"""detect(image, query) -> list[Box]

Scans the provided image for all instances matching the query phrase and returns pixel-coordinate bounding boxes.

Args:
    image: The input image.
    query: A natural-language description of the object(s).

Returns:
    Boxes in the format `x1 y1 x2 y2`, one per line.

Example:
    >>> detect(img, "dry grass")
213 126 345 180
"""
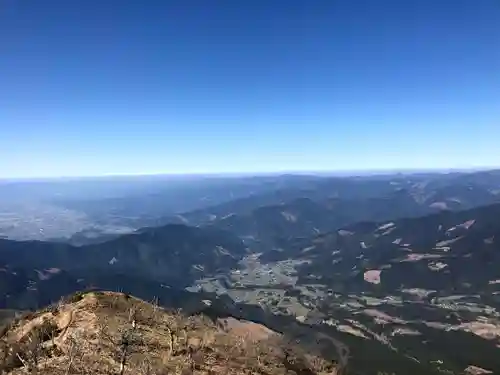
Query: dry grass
0 291 339 375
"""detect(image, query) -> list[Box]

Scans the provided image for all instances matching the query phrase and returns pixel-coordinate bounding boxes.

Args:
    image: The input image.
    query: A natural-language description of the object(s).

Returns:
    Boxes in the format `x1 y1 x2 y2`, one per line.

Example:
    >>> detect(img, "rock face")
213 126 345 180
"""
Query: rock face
0 291 338 375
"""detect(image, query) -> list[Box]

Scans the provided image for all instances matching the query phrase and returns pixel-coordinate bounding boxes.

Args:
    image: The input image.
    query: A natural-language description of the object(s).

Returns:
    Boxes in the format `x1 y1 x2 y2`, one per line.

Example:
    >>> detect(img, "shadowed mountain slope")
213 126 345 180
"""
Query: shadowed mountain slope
0 224 247 290
274 203 500 297
248 204 500 375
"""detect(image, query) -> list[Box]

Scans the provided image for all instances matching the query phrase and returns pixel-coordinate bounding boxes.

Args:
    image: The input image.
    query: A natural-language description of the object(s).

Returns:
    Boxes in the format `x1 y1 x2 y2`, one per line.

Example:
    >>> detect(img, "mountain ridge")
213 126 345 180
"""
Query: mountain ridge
0 290 339 375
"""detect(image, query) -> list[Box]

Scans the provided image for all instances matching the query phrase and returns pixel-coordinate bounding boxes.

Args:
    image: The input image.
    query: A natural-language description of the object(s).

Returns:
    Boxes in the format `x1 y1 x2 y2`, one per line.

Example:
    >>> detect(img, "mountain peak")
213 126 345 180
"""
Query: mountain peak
0 291 338 375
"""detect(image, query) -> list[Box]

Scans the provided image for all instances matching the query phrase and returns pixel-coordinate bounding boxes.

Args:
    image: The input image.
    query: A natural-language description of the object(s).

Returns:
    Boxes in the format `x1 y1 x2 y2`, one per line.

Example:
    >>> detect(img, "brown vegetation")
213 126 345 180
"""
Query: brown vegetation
0 291 338 375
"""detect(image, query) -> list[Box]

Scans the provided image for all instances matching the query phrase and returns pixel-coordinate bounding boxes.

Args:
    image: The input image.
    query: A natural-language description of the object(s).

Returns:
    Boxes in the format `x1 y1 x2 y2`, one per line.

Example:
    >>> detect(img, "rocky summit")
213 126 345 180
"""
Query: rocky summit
0 291 338 375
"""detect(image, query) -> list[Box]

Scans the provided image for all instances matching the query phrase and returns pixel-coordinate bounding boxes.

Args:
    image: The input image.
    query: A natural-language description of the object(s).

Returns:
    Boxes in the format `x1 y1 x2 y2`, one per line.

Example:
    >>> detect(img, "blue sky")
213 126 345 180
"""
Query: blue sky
1 0 499 178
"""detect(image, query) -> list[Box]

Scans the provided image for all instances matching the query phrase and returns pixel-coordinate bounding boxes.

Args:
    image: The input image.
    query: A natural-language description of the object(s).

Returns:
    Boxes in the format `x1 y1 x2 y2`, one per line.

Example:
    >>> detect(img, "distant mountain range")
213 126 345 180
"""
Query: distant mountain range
2 170 500 374
53 170 500 247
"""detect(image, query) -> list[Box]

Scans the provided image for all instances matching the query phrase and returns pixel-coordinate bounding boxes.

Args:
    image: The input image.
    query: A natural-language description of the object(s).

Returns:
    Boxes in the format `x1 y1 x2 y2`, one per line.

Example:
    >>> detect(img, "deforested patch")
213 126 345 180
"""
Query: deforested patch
363 270 381 285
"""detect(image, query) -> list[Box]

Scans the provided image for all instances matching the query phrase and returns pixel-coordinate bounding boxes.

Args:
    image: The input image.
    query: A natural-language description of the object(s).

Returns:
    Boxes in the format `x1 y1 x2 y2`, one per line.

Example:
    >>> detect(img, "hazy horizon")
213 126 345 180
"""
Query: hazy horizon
0 166 496 182
1 1 499 178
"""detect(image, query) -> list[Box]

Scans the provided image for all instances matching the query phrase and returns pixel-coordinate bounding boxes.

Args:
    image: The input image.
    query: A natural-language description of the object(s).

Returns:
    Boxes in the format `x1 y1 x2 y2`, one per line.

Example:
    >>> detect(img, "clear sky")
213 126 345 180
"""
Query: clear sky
1 0 499 178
